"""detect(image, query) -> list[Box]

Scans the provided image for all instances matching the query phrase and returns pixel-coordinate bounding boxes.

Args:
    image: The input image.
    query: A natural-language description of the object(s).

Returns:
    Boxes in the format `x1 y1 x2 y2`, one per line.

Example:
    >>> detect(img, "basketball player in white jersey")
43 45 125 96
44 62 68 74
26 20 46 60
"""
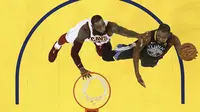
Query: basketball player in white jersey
48 15 139 79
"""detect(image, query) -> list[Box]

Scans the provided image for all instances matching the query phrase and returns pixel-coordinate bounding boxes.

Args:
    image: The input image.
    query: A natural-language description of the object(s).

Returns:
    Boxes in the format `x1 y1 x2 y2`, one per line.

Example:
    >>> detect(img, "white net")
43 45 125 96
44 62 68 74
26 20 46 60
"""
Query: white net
82 75 108 105
74 73 111 109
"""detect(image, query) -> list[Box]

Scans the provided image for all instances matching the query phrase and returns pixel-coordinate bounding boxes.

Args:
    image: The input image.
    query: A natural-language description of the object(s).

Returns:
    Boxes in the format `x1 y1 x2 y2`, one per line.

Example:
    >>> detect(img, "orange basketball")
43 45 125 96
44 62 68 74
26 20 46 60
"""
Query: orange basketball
180 43 198 61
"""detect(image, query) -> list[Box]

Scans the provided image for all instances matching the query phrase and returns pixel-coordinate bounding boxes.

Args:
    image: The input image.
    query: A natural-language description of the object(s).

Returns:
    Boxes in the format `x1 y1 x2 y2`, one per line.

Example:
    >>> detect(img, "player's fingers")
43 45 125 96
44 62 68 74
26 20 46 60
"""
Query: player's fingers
86 74 89 79
141 82 146 88
85 71 89 76
82 71 89 79
86 74 89 78
86 71 91 77
88 74 92 78
139 82 143 87
143 82 146 87
83 75 86 80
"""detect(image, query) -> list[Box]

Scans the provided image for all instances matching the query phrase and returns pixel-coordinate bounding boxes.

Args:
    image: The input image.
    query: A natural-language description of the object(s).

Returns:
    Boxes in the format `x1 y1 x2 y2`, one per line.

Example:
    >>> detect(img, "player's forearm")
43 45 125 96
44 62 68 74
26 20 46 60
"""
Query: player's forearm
71 41 84 69
173 35 182 56
133 47 141 78
109 22 138 38
71 52 84 69
133 55 140 77
117 26 139 37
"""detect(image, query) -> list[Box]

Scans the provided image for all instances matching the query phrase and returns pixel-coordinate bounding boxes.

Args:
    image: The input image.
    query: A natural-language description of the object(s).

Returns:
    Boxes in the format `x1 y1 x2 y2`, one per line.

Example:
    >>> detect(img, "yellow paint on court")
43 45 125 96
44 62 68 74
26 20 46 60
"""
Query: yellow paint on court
1 0 200 112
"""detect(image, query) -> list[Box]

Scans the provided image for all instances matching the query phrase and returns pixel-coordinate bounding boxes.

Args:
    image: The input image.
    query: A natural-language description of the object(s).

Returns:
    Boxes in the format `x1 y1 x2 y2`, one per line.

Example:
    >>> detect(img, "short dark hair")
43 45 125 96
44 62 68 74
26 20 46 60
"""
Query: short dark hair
91 15 103 25
158 23 171 32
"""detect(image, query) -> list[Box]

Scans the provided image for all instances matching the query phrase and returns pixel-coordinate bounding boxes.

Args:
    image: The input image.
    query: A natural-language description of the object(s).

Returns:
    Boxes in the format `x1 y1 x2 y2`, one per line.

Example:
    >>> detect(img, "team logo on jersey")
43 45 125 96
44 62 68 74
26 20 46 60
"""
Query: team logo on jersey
147 44 165 57
90 36 109 43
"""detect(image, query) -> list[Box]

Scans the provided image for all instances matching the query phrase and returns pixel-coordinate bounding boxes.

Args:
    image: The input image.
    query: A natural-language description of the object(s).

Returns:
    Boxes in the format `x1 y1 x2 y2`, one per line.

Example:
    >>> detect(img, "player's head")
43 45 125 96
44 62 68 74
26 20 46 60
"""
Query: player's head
156 24 171 43
91 15 106 34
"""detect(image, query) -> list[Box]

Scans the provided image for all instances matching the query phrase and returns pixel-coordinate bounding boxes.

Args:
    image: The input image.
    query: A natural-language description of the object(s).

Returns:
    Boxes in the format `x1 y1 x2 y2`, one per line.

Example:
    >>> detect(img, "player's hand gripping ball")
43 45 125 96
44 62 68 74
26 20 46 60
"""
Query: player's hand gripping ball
179 43 198 61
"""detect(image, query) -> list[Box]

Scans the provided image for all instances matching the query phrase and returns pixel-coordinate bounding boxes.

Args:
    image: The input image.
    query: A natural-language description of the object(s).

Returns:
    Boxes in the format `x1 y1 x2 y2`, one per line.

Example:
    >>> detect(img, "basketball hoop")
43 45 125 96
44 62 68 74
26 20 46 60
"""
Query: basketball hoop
73 72 111 112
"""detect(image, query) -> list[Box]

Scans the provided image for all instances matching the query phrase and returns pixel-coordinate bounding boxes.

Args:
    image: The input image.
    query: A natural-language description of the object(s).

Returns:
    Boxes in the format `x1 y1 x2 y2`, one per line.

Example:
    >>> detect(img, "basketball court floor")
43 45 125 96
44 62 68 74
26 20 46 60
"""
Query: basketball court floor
1 0 200 112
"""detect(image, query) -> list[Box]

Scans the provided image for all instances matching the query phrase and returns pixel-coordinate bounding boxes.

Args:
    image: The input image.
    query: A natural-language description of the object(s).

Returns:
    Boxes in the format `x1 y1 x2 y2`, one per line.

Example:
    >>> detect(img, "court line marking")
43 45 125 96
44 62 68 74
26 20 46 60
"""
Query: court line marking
15 0 185 105
15 0 79 105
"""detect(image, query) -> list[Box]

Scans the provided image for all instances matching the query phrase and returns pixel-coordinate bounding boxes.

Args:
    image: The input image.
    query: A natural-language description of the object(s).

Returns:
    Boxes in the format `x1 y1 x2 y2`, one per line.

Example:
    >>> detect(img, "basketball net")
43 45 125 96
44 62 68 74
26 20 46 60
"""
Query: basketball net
73 72 111 112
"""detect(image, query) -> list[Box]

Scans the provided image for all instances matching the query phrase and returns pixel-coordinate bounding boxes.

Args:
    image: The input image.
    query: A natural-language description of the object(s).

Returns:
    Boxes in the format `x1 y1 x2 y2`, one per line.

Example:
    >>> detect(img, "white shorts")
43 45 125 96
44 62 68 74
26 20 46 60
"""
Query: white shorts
65 19 89 43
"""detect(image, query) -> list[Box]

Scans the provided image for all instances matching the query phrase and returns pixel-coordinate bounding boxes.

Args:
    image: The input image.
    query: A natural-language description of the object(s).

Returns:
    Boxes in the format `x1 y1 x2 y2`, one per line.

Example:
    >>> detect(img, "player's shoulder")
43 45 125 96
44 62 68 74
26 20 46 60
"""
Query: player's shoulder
106 21 118 33
171 33 178 39
141 29 155 35
82 22 90 31
138 31 152 42
107 21 116 28
77 22 90 38
170 33 180 44
79 22 90 34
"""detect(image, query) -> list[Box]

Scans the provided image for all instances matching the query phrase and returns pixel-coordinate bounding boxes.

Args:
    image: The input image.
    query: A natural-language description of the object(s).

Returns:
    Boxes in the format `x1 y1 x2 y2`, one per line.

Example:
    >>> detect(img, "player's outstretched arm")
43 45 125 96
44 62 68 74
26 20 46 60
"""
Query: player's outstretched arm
108 22 139 38
71 25 91 79
171 34 181 56
172 34 198 61
133 32 151 88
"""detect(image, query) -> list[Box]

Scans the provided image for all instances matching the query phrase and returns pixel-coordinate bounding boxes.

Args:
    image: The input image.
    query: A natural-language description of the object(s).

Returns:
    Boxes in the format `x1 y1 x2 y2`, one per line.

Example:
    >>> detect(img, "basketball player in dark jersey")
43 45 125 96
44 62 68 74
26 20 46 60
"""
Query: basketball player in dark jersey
48 15 139 79
113 24 182 87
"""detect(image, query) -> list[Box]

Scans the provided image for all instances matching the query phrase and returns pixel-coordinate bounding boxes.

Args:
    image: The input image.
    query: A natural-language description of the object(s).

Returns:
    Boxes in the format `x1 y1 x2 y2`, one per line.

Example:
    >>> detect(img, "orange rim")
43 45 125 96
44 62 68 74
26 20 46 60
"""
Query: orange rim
85 108 99 112
73 72 111 110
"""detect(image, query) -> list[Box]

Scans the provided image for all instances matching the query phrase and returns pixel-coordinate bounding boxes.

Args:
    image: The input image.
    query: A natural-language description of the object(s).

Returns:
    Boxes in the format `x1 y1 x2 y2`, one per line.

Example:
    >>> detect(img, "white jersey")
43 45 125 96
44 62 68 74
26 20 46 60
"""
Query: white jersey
65 19 111 46
87 20 111 46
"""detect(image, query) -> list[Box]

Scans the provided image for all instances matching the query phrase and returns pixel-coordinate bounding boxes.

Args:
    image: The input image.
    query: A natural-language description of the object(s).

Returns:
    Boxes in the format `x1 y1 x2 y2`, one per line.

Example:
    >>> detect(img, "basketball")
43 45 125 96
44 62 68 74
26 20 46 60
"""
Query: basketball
179 43 198 61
